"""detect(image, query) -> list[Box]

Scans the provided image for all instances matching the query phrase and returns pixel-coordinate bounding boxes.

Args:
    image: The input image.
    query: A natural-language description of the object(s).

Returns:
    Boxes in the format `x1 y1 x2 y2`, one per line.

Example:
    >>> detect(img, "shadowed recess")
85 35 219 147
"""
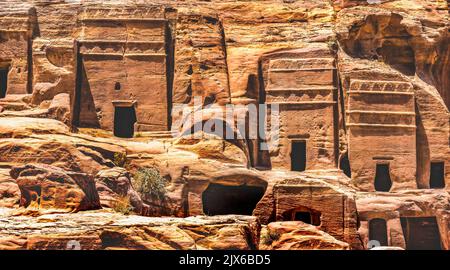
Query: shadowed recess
369 218 388 246
0 67 8 98
291 141 306 172
202 183 266 215
430 162 445 189
282 206 322 226
401 217 442 250
374 164 392 192
114 106 137 138
340 152 351 178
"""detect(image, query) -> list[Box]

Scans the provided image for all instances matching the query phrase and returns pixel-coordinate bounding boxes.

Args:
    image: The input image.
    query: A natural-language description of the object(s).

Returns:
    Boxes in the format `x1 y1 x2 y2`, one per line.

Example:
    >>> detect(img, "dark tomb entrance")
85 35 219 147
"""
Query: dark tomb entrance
401 217 442 250
283 207 321 226
369 218 388 246
430 162 445 189
374 164 392 192
202 184 266 215
114 106 137 138
0 66 9 98
291 141 306 172
295 212 312 224
340 153 351 178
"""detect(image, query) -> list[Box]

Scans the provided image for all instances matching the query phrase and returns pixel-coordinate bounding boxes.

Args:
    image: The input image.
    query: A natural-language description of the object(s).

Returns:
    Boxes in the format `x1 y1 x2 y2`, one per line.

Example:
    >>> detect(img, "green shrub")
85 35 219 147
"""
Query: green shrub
132 167 167 201
261 230 281 246
113 152 127 167
112 195 134 215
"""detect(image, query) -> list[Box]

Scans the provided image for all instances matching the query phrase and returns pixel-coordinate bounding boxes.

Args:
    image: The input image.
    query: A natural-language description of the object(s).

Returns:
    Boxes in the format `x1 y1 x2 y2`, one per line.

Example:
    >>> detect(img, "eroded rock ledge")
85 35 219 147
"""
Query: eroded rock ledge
0 208 258 250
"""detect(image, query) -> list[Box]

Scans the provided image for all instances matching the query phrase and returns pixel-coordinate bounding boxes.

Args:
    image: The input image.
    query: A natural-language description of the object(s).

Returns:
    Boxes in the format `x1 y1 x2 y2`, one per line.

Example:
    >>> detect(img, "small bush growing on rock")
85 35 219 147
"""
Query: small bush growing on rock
113 152 127 167
261 230 281 246
112 195 134 215
132 167 167 201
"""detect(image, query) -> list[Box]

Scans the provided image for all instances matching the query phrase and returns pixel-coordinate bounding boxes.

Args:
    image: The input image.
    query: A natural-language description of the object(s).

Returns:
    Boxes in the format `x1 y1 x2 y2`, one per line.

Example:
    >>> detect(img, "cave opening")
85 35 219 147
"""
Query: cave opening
401 217 442 250
430 162 445 189
291 141 306 172
0 67 9 98
114 106 137 138
340 153 352 178
374 164 392 192
295 212 311 224
377 40 416 76
202 183 266 216
369 218 388 246
428 39 450 110
283 207 321 226
341 14 416 76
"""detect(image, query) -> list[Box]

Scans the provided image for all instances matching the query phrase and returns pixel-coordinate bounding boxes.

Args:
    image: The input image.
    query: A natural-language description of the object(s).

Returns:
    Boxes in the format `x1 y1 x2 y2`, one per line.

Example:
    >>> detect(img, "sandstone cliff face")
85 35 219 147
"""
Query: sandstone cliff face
0 0 448 250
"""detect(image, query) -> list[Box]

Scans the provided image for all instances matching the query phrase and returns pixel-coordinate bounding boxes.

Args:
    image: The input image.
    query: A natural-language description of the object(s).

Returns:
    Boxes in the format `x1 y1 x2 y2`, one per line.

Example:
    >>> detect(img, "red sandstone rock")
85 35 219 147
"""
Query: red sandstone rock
0 0 448 251
10 164 101 212
0 209 259 250
260 221 350 250
0 169 20 208
95 167 148 215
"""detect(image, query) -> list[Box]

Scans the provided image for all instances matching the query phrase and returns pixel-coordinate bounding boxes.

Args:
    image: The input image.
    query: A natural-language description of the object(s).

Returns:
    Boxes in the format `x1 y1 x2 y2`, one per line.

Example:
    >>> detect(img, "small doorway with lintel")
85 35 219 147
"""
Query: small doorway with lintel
369 218 388 246
291 140 307 172
430 161 445 189
374 163 392 192
0 63 10 98
113 101 137 138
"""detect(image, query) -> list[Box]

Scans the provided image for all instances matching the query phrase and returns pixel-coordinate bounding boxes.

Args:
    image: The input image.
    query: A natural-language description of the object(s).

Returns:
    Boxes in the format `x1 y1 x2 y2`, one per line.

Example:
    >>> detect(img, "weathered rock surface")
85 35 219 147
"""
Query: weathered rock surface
95 167 148 215
0 208 259 250
0 168 20 208
174 131 248 165
0 116 69 136
0 93 71 125
260 221 349 250
10 164 100 212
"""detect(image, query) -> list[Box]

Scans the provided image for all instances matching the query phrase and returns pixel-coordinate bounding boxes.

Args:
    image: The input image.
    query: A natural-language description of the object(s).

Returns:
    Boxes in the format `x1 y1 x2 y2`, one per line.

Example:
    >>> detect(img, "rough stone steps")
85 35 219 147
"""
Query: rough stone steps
267 87 335 92
80 52 166 57
78 40 165 45
346 110 416 116
347 91 414 96
270 67 336 72
0 94 30 102
266 101 336 105
137 130 174 139
80 18 166 23
346 123 417 129
0 102 31 111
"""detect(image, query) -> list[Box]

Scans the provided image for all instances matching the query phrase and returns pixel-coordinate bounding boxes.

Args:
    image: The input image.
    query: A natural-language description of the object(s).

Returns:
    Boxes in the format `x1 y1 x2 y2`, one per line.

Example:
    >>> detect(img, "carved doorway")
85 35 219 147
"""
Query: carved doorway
291 141 306 172
114 106 137 138
430 162 445 189
0 66 9 98
401 217 442 250
369 218 388 246
374 164 392 192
